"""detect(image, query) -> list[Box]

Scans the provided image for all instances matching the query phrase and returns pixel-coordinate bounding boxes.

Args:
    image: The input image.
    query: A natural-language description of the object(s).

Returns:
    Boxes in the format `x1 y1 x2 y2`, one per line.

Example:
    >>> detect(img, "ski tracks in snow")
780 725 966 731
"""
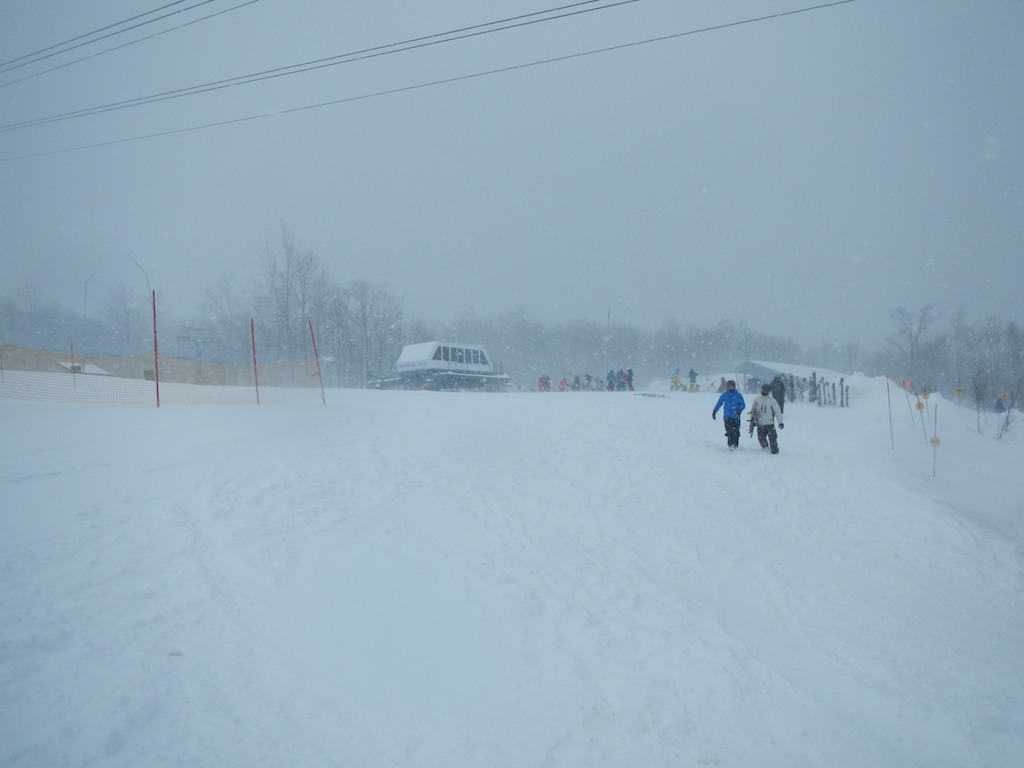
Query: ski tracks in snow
4 388 1022 767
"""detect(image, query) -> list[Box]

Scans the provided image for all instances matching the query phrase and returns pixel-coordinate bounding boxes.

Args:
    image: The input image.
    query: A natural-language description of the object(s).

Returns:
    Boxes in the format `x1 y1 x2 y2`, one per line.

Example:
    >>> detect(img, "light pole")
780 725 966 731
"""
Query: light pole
83 273 94 314
128 255 151 294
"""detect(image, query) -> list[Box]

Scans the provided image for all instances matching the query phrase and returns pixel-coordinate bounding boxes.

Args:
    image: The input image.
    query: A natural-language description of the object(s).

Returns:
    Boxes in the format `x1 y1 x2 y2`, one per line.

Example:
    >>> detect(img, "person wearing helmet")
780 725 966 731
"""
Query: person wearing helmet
750 382 785 454
711 379 746 450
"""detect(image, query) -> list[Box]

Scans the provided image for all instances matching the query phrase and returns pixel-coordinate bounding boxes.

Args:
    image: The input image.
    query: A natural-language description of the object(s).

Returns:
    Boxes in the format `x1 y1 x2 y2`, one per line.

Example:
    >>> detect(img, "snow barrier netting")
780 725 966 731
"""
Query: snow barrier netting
0 343 323 405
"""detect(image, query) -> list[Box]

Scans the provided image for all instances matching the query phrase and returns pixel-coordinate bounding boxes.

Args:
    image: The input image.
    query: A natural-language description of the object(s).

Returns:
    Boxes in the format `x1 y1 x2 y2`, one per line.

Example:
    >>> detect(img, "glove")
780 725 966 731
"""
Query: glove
711 411 716 420
778 423 784 429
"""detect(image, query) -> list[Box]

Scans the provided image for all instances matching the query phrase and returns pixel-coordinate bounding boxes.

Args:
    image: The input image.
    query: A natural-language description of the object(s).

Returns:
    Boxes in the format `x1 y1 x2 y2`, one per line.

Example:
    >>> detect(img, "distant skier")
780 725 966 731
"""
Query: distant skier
750 383 785 454
770 374 786 413
712 379 746 450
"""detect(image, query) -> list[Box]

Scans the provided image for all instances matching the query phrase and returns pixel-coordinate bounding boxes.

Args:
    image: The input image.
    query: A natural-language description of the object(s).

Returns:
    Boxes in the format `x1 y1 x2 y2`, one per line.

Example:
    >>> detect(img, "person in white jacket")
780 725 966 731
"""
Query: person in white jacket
750 383 785 454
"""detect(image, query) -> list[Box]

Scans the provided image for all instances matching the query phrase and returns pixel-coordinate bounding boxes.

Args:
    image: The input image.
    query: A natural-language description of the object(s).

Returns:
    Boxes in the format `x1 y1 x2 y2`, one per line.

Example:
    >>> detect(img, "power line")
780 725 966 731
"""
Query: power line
0 0 636 133
0 0 192 69
0 0 261 90
280 1 859 116
0 0 628 130
0 0 859 163
0 0 240 76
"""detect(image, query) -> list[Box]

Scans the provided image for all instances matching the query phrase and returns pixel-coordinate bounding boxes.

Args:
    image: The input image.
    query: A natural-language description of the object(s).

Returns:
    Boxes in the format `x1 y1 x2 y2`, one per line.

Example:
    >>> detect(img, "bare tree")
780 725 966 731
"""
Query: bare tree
886 304 937 385
948 309 973 393
345 280 403 386
192 273 252 364
257 227 331 361
968 365 991 435
101 283 147 355
318 285 350 386
402 317 436 347
976 317 1006 385
996 322 1024 440
995 379 1019 440
839 341 865 373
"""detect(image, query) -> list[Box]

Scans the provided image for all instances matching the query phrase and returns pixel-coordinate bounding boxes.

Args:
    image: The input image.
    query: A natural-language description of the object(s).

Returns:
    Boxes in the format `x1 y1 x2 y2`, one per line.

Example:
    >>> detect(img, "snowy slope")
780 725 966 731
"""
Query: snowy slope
2 373 1022 767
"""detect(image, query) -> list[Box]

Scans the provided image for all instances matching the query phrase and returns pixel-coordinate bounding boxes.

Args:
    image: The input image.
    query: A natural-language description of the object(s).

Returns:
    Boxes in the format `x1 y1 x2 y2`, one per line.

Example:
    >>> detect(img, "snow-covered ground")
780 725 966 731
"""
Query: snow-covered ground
2 369 1022 767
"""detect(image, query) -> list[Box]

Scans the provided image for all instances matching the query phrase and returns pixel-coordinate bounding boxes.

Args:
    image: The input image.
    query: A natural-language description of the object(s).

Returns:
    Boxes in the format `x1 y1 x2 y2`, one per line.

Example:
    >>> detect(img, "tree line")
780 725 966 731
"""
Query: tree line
878 304 1023 434
2 231 1021 408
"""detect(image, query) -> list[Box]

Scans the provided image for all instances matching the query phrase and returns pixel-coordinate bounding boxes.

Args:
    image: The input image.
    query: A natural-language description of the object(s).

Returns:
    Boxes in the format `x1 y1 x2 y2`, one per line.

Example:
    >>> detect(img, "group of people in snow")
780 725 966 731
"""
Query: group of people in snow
537 368 634 392
711 378 785 454
671 368 699 392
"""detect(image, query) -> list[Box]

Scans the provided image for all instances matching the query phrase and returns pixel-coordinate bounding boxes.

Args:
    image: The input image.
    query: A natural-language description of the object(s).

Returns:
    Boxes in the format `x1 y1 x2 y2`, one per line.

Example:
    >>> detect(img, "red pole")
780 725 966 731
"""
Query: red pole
152 290 160 407
308 320 325 405
250 318 260 405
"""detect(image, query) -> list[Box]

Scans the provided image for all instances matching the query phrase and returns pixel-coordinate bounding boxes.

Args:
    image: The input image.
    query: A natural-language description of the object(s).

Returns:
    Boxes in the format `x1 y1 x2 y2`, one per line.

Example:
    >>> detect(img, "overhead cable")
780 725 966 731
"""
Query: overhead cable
0 0 636 133
0 1 859 162
0 0 240 75
0 1 261 90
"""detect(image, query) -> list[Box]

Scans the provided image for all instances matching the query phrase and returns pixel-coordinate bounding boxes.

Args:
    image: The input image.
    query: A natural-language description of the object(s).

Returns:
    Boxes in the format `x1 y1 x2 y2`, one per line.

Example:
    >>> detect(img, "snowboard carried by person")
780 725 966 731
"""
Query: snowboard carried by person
749 383 785 454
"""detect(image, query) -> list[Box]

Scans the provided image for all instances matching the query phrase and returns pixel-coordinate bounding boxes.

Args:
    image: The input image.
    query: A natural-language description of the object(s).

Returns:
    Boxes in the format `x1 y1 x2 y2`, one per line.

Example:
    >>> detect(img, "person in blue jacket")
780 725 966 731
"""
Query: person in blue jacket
712 379 746 450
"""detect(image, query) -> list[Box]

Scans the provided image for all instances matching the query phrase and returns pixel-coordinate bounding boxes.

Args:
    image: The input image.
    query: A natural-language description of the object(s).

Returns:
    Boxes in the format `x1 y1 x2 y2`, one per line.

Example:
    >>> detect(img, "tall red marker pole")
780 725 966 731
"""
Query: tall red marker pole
152 290 160 408
309 320 325 405
250 318 260 405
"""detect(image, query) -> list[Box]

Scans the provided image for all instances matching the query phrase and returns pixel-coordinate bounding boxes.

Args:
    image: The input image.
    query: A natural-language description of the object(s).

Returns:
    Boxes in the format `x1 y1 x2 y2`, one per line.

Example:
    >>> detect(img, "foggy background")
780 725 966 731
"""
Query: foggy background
1 0 1021 351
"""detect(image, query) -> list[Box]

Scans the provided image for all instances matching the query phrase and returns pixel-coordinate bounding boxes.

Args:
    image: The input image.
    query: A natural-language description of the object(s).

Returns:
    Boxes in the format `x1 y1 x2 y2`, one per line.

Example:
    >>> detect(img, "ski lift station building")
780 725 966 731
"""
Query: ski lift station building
376 341 511 391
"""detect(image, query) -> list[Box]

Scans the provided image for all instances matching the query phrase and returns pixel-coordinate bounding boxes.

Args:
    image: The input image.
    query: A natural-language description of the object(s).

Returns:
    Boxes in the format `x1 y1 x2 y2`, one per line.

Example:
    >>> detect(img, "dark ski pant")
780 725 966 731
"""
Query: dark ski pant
756 425 779 454
723 418 741 448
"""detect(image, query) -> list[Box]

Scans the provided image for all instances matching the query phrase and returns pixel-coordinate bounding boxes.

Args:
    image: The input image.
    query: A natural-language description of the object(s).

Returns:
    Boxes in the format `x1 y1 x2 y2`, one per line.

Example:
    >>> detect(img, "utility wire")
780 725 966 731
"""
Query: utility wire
0 0 262 90
0 0 859 163
0 0 635 133
0 0 238 76
0 0 193 69
280 1 858 117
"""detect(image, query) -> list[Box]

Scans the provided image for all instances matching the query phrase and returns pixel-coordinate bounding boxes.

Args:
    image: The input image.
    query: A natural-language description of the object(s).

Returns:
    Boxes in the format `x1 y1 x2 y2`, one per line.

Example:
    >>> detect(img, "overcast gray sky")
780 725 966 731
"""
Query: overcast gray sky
1 0 1021 349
